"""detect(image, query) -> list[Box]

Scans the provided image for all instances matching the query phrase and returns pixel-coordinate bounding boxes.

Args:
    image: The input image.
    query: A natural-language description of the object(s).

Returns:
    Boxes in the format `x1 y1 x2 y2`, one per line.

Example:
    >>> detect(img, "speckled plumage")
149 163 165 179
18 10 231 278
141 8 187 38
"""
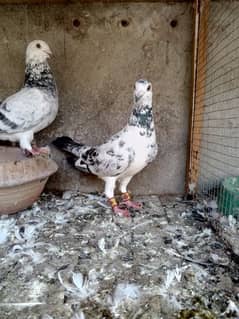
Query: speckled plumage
0 40 58 154
53 80 158 211
24 62 56 96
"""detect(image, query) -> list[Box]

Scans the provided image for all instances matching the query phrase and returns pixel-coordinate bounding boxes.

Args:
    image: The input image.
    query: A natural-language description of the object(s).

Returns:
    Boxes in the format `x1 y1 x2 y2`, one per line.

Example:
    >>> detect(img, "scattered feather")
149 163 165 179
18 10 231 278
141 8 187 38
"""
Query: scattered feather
0 218 15 244
23 249 45 264
97 200 109 209
98 237 106 254
58 270 98 300
72 272 97 299
71 311 85 319
28 280 48 301
14 224 39 242
7 244 45 264
0 192 236 318
58 270 76 294
222 300 239 316
194 228 211 240
228 215 237 232
110 283 141 310
41 315 54 319
54 212 70 225
159 265 185 296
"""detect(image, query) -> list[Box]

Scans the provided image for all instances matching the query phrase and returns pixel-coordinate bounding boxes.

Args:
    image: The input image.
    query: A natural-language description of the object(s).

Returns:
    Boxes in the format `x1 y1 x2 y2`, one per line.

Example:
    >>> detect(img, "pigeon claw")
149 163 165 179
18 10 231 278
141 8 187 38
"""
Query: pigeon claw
25 146 50 156
113 205 130 217
108 197 130 217
120 192 142 209
120 200 142 209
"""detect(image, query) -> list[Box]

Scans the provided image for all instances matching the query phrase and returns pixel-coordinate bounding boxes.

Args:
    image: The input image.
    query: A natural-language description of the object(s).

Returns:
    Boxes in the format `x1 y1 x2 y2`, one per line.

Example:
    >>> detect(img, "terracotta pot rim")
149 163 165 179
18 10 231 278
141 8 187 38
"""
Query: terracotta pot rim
0 174 52 189
0 146 58 188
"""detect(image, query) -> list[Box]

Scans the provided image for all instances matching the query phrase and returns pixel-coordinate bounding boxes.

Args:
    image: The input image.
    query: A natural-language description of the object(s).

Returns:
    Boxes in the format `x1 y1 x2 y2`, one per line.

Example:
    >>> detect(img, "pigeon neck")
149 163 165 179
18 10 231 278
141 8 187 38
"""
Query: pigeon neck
24 61 57 96
128 102 154 137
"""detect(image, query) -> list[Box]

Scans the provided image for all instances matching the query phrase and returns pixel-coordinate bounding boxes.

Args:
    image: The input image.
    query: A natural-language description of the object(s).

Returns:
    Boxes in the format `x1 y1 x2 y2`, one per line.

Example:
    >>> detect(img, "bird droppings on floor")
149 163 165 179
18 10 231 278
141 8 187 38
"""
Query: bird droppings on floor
0 193 238 319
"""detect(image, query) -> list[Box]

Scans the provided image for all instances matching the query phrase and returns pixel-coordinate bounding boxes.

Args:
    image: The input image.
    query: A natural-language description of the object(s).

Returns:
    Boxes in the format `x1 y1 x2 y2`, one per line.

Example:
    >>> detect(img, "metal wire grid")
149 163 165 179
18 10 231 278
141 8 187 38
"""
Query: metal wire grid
190 0 239 214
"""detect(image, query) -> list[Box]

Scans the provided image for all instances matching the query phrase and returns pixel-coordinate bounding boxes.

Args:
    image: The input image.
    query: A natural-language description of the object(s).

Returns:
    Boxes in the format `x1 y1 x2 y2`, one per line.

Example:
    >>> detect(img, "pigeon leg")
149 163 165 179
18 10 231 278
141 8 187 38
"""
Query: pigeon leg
119 177 142 209
19 132 49 156
20 132 34 155
104 177 130 217
24 146 50 156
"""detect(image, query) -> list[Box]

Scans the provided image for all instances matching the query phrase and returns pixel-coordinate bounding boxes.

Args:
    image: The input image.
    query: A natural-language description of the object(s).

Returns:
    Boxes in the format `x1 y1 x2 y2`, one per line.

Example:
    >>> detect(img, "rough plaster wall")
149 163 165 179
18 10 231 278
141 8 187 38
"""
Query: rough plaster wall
0 2 193 195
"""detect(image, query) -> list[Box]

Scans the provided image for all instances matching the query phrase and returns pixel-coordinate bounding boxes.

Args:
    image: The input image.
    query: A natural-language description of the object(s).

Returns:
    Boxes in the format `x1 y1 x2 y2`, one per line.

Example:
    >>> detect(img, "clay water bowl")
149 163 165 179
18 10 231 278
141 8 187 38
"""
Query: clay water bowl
0 146 58 214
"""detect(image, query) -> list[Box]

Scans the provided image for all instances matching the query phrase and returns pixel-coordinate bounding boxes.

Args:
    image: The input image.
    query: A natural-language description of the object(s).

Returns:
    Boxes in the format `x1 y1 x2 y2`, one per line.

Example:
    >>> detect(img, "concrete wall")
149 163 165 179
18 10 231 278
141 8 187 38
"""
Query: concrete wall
0 2 193 195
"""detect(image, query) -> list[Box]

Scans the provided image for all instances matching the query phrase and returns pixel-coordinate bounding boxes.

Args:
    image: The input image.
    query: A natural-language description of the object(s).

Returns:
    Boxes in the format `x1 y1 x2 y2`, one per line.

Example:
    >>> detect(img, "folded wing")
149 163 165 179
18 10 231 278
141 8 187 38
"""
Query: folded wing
0 88 53 134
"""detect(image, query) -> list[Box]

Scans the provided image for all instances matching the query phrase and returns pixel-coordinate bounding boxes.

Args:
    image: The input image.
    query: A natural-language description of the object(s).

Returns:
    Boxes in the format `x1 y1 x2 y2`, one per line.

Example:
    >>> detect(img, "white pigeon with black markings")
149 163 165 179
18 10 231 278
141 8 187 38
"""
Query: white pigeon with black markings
53 80 158 217
0 40 58 155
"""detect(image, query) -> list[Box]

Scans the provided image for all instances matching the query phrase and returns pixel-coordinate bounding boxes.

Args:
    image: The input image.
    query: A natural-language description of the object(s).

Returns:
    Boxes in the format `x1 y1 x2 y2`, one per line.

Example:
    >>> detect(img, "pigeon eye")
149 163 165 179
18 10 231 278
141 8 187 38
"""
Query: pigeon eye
147 84 151 91
36 43 41 49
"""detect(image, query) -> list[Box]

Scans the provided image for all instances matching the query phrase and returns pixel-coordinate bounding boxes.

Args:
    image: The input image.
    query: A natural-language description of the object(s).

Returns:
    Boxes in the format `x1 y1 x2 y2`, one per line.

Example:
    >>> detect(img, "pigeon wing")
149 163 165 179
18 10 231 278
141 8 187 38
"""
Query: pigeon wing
76 141 134 177
0 87 53 134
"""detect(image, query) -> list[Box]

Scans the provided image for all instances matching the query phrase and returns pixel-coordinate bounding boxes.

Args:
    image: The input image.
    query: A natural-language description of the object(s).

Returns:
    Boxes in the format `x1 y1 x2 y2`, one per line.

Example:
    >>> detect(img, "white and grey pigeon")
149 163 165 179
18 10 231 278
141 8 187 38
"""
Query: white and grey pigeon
53 80 158 216
0 40 58 155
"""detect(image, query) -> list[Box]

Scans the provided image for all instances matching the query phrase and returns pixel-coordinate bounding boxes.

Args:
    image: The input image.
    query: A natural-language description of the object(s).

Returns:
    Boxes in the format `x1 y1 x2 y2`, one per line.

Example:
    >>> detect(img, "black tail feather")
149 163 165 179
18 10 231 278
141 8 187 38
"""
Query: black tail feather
52 136 74 149
52 136 92 174
66 154 78 167
52 136 84 153
67 155 91 174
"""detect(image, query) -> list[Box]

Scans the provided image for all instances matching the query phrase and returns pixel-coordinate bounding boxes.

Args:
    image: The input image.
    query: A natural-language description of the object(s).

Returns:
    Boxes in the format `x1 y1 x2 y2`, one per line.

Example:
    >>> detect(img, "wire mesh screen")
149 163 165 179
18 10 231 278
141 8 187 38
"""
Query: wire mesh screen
189 0 239 216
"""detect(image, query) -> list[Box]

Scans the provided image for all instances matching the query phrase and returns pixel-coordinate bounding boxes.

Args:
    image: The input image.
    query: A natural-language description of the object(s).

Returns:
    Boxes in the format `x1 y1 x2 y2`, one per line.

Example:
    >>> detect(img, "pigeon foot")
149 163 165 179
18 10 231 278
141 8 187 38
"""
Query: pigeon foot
120 192 142 209
113 205 130 217
120 200 142 209
24 146 50 156
108 197 130 217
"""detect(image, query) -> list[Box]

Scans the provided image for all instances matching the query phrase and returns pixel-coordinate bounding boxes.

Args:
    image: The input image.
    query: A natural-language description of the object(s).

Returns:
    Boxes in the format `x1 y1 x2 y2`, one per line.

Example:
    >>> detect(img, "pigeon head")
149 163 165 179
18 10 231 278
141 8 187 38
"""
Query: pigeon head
26 40 52 64
134 79 152 104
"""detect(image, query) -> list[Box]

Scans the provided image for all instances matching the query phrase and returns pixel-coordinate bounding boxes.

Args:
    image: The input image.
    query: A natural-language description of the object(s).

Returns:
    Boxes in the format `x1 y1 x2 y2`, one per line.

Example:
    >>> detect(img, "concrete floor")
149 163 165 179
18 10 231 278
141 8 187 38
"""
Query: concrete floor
0 193 238 319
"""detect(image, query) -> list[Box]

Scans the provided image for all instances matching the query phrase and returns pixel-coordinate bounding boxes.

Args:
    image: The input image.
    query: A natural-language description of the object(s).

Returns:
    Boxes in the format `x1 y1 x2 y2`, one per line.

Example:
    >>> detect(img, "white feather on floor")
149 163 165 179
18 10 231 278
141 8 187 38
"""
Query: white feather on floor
0 192 238 319
108 282 141 315
58 270 98 300
0 218 15 244
223 300 239 316
71 311 85 319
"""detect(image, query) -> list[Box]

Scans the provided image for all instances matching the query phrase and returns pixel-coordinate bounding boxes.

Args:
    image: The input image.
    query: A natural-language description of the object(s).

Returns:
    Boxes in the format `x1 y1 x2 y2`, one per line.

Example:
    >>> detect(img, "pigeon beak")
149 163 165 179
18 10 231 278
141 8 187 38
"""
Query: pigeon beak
44 48 53 58
135 93 143 103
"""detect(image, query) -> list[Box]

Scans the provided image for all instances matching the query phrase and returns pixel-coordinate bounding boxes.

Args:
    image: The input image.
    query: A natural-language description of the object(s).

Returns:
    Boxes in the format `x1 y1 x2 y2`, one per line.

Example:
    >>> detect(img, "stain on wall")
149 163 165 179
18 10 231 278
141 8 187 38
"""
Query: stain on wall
0 2 193 195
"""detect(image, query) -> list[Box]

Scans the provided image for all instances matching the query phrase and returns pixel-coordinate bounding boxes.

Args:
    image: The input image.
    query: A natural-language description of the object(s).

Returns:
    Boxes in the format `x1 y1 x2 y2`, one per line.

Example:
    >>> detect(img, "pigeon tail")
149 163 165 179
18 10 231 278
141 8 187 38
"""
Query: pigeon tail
53 136 85 156
67 154 92 174
66 155 78 167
